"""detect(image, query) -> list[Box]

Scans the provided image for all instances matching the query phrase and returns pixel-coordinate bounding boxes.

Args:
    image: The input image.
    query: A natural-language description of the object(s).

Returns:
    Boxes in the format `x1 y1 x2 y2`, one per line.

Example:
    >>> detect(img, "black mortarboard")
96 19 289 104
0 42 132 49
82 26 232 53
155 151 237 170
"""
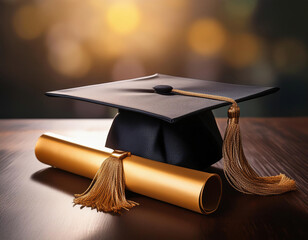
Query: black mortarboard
46 73 278 123
46 73 295 204
46 74 277 169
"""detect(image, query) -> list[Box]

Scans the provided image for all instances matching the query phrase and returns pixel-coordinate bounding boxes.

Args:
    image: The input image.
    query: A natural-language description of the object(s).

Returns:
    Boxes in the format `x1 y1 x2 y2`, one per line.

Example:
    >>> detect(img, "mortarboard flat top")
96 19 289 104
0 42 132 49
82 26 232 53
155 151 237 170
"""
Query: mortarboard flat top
46 73 278 123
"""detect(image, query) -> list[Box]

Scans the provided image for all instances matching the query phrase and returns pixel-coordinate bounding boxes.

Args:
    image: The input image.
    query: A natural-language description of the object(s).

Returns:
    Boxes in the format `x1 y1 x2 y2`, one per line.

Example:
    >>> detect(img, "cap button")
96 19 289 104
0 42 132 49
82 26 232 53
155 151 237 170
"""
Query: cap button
153 85 173 94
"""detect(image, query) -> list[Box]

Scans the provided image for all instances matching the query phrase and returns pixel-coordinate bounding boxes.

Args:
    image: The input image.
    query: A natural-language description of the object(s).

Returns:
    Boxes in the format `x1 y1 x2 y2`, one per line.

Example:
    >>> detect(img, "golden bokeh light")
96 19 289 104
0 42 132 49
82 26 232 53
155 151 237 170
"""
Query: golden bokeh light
224 33 261 68
86 32 127 59
188 19 226 56
12 5 45 40
273 38 307 73
11 0 190 77
48 39 91 78
106 2 141 35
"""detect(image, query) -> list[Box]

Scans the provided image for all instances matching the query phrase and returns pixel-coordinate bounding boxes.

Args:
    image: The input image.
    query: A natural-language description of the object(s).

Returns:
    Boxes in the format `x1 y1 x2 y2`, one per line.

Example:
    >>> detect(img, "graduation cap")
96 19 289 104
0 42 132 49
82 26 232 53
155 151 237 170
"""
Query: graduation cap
46 73 296 213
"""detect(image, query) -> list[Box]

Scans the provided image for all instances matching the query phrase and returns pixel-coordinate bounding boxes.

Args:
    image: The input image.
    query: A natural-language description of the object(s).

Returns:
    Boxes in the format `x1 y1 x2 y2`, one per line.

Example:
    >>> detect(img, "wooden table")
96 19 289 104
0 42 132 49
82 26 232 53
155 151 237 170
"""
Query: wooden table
0 118 307 240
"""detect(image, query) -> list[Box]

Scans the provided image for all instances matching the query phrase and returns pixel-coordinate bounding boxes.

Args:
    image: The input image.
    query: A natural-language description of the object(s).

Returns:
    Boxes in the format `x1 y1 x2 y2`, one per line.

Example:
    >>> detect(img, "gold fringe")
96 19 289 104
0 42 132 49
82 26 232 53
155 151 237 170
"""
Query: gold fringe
73 155 138 213
172 89 296 195
223 104 296 195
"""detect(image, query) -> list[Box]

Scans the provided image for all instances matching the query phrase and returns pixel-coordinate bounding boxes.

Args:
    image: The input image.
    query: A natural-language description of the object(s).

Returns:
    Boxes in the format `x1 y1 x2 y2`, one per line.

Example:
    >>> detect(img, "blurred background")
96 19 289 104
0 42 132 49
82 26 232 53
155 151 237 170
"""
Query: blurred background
0 0 307 118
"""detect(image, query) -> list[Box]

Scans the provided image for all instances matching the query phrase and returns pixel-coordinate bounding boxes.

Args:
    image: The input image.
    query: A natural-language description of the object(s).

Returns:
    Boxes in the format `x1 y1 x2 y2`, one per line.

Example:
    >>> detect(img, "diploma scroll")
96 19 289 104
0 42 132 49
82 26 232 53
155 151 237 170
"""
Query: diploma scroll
35 133 222 214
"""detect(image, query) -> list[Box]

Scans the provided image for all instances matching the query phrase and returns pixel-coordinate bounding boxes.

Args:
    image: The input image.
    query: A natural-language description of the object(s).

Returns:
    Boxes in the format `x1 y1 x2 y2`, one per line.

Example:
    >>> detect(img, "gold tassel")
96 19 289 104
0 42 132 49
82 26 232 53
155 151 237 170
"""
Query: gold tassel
223 104 296 195
171 88 296 195
73 150 138 213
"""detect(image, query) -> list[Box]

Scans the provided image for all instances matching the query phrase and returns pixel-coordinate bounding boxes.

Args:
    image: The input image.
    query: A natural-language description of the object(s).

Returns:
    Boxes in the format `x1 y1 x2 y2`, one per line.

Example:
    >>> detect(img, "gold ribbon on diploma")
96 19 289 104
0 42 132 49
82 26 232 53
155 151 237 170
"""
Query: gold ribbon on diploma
35 133 222 214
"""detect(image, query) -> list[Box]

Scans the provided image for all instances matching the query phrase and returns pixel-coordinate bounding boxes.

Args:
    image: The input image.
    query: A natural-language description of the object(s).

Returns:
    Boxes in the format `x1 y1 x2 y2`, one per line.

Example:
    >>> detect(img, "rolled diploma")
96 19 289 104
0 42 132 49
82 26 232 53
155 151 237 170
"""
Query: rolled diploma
35 133 222 214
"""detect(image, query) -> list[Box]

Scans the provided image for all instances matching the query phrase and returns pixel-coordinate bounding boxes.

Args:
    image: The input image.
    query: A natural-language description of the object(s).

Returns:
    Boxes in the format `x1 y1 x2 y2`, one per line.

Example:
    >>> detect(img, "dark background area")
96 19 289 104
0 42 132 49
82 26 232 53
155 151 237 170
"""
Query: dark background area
0 0 307 119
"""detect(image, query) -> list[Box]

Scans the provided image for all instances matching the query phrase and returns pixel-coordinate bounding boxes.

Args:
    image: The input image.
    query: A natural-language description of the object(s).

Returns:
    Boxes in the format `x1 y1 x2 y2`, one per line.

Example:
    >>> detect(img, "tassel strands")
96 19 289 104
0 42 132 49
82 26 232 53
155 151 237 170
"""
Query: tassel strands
171 88 296 195
223 104 296 195
73 151 138 213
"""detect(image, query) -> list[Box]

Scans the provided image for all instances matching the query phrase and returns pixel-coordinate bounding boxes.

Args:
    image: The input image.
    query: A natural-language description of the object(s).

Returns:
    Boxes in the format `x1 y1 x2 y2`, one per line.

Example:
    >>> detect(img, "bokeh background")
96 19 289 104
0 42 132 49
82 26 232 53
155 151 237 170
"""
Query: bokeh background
1 0 307 118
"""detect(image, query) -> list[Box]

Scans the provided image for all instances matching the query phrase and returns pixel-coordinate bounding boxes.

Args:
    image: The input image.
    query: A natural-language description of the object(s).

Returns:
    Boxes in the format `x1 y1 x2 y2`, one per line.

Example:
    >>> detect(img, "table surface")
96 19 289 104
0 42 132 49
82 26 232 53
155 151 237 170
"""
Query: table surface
0 118 307 240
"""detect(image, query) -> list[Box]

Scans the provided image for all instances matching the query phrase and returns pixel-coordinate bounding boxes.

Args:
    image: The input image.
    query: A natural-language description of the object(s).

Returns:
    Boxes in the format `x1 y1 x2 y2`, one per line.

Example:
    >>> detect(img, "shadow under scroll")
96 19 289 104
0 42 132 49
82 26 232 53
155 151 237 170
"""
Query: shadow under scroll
31 167 91 196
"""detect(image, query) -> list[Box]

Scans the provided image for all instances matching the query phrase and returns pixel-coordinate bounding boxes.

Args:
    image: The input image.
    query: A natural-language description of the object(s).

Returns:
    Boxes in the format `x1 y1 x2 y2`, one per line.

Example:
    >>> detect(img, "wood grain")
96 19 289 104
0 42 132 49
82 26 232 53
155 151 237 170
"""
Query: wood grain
0 118 307 240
